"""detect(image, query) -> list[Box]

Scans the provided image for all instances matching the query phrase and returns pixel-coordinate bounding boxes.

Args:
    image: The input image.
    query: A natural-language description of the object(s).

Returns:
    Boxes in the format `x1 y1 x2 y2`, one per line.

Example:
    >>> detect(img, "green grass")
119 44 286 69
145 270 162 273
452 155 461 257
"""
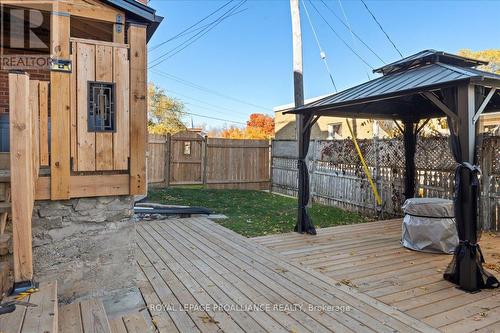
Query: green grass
147 187 368 237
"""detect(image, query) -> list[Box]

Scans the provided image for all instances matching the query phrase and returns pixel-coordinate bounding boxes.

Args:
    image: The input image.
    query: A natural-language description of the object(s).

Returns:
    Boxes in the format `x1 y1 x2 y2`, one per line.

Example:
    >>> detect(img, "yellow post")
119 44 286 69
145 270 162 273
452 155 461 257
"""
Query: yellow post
345 120 382 206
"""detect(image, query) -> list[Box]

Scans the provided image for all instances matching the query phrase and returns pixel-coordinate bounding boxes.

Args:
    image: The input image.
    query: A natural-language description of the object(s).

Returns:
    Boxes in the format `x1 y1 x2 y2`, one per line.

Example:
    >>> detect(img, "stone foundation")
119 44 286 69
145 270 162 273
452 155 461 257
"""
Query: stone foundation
32 196 137 303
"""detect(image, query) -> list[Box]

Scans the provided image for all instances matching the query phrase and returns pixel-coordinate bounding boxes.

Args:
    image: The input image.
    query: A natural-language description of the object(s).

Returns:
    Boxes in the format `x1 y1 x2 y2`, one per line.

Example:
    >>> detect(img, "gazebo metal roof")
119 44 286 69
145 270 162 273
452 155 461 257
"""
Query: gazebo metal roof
286 50 500 120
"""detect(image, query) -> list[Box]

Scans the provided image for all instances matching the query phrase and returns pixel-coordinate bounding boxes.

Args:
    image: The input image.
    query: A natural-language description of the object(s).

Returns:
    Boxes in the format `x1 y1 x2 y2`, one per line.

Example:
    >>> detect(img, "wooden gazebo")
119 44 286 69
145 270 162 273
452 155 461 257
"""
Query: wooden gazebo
287 50 500 292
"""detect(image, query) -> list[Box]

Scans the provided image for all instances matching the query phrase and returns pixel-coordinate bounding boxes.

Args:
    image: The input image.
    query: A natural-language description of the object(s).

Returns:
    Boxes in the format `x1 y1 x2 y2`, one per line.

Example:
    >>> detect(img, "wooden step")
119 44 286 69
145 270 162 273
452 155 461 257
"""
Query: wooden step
0 261 12 297
0 153 9 172
0 234 10 256
0 183 10 202
0 168 50 184
0 171 10 184
0 280 58 333
0 202 11 215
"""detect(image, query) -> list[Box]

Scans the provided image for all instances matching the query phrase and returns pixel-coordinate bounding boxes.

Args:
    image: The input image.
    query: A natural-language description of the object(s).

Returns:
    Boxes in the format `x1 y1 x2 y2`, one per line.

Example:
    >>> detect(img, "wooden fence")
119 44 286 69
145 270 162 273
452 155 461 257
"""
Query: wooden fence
147 133 271 190
271 136 500 231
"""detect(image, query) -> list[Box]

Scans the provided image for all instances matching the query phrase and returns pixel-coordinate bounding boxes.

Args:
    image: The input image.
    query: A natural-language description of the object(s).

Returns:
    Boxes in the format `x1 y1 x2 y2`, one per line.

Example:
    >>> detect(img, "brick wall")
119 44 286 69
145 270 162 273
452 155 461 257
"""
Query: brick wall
0 69 50 113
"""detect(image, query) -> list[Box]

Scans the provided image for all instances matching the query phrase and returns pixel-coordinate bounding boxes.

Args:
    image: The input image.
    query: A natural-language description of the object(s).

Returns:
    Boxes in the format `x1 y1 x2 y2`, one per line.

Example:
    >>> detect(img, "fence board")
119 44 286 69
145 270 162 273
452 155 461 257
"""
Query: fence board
38 81 49 167
147 134 167 184
76 42 96 171
205 138 270 190
95 45 114 171
113 46 130 170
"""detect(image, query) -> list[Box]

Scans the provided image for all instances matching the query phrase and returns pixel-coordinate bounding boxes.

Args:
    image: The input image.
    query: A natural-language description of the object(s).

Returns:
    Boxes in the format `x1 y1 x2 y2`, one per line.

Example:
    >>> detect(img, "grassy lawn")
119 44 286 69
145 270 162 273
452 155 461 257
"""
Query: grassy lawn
147 187 368 237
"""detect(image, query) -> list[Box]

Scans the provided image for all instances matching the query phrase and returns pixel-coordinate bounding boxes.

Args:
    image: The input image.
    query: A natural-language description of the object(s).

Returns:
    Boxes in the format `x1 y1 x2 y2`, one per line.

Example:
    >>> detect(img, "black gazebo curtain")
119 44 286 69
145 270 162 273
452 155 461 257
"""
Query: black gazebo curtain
295 113 316 235
442 89 499 291
403 121 417 200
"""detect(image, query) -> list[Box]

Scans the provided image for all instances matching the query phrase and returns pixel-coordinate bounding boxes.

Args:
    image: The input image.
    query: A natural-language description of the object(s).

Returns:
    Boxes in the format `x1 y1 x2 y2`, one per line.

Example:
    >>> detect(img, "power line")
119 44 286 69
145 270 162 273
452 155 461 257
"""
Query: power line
149 0 234 53
149 1 247 69
149 2 245 67
308 0 375 69
150 69 271 112
335 0 374 80
184 110 246 125
319 0 385 64
150 9 245 54
359 0 403 58
166 89 252 117
301 0 337 91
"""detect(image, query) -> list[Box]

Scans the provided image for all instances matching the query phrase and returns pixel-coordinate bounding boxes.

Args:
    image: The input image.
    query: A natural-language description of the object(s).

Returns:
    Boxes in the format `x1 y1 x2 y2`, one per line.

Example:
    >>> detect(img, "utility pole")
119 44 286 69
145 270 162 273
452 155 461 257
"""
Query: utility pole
290 0 304 116
290 0 306 186
290 0 308 231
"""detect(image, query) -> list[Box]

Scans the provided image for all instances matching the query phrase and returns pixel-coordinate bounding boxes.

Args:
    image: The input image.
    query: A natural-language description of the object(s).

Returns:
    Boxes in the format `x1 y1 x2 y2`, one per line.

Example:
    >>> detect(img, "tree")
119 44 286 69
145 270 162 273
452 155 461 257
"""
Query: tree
148 83 186 134
458 49 500 74
246 113 275 137
221 113 275 139
221 126 245 139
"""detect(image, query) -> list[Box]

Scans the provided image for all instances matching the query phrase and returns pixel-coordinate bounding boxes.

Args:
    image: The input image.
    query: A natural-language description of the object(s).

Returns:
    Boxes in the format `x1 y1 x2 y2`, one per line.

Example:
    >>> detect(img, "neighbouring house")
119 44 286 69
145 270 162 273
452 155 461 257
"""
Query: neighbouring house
274 95 391 140
0 0 162 304
481 112 500 134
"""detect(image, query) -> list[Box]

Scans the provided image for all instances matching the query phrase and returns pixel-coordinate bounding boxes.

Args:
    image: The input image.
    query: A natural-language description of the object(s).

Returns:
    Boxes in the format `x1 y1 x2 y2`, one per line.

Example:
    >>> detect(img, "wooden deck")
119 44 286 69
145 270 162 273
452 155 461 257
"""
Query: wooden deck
135 217 438 333
254 219 500 333
0 281 58 333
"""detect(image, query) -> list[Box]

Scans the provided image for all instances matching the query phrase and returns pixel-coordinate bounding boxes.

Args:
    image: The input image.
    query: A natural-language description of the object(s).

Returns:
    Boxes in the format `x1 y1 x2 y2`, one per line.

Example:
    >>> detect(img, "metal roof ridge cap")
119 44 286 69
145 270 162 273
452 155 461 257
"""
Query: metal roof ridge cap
435 62 480 78
372 49 435 73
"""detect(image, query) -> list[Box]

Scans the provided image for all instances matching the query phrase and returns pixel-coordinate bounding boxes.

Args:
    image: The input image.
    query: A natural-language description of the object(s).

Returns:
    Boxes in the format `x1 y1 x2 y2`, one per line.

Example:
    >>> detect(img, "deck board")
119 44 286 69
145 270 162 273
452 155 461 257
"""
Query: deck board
254 219 500 333
136 217 438 333
0 281 58 333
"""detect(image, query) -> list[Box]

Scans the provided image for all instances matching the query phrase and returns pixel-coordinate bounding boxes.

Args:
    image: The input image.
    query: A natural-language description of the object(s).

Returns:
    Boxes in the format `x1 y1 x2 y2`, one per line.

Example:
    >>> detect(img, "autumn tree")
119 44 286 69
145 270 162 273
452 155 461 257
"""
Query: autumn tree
221 126 245 139
458 49 500 74
148 83 186 134
221 113 275 139
246 113 275 137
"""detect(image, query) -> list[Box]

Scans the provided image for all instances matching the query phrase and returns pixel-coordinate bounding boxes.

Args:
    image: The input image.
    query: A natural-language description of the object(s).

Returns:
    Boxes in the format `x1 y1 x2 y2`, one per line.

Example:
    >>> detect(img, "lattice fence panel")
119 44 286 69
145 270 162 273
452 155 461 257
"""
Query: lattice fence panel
272 136 500 230
318 136 456 170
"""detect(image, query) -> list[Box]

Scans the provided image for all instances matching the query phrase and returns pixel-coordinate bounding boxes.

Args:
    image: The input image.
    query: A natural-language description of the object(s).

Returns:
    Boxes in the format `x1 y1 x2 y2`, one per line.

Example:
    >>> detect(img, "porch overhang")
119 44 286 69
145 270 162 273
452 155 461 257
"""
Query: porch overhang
102 0 164 41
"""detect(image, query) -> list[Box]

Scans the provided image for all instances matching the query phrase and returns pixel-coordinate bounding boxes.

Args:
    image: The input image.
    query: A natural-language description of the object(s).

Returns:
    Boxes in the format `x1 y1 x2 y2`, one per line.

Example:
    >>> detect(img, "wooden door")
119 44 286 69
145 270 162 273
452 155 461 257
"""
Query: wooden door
169 132 204 185
71 39 129 172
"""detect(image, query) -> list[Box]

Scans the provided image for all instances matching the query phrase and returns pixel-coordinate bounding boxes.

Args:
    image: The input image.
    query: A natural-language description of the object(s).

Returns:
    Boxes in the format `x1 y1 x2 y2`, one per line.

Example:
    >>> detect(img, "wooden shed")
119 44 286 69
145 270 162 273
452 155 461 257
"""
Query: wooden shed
0 0 162 299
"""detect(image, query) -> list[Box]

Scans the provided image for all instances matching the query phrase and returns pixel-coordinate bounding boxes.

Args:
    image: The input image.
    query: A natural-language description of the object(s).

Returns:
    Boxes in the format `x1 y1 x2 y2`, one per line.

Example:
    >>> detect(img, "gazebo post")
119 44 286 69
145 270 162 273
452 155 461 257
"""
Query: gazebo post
456 83 478 291
403 120 417 200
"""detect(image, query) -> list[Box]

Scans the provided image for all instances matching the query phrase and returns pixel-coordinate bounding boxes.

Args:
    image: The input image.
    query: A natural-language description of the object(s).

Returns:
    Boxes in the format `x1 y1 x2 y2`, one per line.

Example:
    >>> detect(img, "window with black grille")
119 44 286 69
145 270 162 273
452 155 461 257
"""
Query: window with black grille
88 81 115 132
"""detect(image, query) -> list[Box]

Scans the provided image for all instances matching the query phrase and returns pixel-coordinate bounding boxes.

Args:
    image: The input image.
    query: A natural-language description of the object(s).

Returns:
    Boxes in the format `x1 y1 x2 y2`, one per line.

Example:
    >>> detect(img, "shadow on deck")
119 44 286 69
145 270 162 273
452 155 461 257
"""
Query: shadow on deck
135 217 438 333
254 219 500 333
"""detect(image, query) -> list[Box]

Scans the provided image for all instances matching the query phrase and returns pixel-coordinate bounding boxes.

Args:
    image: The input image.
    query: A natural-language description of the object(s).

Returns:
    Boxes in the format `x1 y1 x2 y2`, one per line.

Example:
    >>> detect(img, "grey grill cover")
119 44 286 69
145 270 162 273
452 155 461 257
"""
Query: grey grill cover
401 198 458 254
